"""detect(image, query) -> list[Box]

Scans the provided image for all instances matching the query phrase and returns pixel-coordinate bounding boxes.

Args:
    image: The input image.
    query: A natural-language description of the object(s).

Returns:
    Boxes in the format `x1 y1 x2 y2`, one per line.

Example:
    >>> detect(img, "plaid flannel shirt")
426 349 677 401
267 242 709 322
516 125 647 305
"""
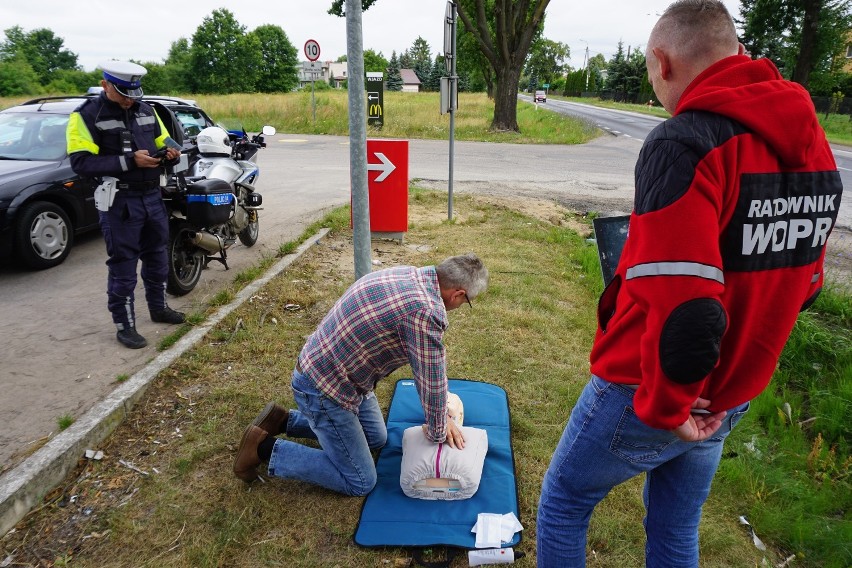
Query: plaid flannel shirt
298 266 450 442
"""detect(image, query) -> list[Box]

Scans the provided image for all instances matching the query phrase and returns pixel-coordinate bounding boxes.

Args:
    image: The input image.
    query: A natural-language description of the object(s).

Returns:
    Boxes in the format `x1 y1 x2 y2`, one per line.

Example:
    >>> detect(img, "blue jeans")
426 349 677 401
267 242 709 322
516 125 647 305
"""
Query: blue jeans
536 376 749 567
267 370 387 496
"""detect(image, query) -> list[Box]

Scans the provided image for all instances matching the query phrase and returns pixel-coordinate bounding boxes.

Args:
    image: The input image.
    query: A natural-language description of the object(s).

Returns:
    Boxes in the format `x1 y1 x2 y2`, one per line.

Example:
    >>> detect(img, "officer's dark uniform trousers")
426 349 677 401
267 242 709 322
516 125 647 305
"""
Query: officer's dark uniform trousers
100 187 169 329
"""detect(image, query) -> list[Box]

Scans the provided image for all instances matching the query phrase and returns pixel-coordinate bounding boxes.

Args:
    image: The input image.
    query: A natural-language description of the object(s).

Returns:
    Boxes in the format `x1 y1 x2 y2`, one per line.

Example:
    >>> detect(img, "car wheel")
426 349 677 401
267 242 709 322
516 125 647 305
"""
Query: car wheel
13 201 74 269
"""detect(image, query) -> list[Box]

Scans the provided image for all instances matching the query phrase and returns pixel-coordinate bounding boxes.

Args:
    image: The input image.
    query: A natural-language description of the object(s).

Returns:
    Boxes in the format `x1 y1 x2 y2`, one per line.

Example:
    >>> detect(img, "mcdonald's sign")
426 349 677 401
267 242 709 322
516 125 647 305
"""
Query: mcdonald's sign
366 72 385 128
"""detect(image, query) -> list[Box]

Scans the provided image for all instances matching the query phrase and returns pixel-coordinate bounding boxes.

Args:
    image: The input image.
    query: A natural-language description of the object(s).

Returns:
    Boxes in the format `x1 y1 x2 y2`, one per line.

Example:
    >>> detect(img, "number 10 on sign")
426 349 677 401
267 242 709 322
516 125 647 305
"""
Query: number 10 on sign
304 39 321 62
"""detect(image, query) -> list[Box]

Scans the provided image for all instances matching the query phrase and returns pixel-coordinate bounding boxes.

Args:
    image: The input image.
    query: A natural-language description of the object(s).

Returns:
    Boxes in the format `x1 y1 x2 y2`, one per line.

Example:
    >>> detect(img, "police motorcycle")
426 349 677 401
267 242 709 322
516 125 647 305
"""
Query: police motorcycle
161 123 276 295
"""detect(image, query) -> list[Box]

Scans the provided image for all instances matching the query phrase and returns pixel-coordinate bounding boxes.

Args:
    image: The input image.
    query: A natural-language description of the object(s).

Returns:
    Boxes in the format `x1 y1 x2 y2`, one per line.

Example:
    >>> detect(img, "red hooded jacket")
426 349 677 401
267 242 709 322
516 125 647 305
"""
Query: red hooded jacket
589 56 843 430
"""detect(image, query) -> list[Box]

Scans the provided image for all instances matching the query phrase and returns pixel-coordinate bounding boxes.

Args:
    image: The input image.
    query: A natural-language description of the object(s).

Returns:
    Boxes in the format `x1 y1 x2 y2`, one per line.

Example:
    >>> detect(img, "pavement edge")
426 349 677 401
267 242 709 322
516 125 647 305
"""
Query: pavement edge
0 227 330 536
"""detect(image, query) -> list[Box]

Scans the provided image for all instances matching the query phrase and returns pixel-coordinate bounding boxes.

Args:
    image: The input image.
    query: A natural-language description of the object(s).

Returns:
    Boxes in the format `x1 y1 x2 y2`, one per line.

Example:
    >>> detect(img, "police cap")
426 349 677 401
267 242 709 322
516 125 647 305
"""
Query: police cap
99 60 147 99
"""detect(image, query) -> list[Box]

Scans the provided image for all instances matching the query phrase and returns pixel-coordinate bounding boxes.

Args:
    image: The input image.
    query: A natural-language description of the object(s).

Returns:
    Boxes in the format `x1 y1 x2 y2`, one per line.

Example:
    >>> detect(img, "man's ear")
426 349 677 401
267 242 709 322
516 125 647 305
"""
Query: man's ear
652 47 672 80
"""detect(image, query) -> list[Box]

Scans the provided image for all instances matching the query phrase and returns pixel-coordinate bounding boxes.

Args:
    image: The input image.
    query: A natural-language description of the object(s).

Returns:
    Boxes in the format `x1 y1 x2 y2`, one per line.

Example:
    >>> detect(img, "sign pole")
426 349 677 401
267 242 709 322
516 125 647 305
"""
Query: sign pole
344 1 372 280
445 1 458 221
304 39 321 127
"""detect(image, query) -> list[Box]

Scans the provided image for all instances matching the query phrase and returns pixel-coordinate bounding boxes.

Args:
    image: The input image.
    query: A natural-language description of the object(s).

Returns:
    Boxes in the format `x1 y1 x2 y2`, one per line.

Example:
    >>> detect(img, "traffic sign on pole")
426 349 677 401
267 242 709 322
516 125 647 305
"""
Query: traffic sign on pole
304 39 321 62
366 72 384 128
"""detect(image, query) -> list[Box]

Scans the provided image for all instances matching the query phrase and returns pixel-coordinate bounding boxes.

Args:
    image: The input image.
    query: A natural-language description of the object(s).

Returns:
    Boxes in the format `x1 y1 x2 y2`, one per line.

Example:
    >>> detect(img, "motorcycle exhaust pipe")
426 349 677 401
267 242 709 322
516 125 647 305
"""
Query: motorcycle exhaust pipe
190 231 224 254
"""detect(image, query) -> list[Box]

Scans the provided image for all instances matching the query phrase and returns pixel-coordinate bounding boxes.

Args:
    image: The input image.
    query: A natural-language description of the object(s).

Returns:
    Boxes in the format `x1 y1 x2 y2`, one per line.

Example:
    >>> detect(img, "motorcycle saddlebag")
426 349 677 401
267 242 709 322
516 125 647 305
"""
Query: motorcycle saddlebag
186 178 234 227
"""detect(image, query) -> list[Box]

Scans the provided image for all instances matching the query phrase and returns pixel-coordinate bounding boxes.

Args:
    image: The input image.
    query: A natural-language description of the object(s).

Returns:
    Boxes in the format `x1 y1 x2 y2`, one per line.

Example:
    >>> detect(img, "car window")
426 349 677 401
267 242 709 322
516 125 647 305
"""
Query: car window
0 113 69 161
174 109 213 138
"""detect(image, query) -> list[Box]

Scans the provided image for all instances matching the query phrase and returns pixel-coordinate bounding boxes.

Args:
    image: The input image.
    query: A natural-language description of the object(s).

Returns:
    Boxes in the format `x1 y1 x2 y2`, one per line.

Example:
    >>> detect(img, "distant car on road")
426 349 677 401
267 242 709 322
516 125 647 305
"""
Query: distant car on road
0 95 216 270
535 90 547 103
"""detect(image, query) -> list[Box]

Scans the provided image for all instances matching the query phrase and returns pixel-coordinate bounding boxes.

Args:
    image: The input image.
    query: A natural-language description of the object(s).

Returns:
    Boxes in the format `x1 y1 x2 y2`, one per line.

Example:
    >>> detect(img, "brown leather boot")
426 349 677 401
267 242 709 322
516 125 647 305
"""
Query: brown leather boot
253 402 288 436
233 424 267 482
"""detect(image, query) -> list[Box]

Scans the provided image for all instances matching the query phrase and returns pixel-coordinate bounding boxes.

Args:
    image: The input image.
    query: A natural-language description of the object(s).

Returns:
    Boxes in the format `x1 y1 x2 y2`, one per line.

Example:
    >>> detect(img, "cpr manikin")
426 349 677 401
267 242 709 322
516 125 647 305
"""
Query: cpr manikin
400 392 488 500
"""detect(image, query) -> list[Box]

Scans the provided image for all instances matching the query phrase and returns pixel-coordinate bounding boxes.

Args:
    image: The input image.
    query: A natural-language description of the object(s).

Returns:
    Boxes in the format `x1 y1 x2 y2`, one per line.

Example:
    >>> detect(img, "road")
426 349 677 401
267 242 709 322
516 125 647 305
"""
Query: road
523 95 852 230
0 100 849 470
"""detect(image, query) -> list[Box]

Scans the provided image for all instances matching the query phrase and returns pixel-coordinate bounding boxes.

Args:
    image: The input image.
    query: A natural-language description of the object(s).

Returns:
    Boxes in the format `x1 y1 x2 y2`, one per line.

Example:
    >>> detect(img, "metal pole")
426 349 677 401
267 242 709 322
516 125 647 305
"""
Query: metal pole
311 77 316 125
346 0 371 279
448 1 457 221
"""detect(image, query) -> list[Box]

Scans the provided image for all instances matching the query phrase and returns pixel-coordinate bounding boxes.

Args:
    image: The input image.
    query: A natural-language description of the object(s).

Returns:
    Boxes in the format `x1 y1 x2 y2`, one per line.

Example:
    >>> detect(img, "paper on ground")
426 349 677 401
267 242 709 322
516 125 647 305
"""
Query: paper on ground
471 512 524 548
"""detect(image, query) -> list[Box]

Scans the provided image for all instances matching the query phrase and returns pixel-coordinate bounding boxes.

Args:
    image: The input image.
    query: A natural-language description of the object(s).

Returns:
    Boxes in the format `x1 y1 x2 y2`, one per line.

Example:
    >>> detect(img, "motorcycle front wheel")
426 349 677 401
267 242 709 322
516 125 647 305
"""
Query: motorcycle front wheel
238 212 259 247
167 219 204 296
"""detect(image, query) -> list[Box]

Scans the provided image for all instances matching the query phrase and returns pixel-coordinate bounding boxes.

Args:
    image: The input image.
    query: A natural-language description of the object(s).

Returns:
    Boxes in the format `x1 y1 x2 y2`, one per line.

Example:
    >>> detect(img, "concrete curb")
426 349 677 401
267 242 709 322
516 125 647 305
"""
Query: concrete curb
0 228 330 536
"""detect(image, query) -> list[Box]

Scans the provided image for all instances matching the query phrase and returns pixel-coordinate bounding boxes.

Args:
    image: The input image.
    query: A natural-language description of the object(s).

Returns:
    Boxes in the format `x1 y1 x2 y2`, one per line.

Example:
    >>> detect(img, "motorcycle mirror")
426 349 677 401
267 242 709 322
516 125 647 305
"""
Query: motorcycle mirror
262 125 276 136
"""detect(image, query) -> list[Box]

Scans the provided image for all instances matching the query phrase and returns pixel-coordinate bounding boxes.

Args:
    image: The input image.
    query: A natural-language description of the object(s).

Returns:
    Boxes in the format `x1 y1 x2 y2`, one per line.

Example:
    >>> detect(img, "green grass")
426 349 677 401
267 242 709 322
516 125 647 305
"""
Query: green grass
0 92 599 145
193 91 599 144
5 191 848 567
56 414 74 431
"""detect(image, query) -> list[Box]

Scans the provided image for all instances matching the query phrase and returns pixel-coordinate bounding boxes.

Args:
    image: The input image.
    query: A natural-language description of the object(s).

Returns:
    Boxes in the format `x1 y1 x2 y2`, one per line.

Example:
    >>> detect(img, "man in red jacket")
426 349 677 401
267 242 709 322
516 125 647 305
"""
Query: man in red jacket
536 1 843 566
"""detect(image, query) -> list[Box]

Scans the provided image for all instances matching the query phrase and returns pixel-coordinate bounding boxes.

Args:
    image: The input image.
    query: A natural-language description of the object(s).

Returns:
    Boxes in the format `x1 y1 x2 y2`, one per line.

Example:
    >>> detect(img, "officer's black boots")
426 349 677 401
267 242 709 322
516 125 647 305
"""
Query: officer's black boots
150 306 186 324
117 327 147 349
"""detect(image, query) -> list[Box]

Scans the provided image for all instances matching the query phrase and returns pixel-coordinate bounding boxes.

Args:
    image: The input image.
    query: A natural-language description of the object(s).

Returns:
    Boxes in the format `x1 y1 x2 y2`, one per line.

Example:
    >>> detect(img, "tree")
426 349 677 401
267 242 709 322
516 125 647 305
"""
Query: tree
605 42 647 103
362 49 389 74
457 26 492 95
163 38 193 93
249 24 299 92
0 54 42 96
189 9 262 94
524 38 569 88
398 49 413 70
456 0 550 132
386 51 403 91
43 68 101 95
426 54 444 92
328 0 378 15
408 36 433 83
0 26 78 84
739 0 852 90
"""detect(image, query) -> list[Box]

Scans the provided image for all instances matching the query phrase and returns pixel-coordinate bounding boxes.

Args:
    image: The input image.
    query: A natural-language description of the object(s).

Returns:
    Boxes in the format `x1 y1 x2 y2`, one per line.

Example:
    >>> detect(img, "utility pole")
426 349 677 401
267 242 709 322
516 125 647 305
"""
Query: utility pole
579 39 590 93
346 0 371 279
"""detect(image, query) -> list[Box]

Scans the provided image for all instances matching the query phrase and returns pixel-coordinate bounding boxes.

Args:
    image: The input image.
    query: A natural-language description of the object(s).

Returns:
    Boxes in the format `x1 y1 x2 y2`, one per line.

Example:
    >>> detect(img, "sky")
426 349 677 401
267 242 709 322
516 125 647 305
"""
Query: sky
0 0 743 73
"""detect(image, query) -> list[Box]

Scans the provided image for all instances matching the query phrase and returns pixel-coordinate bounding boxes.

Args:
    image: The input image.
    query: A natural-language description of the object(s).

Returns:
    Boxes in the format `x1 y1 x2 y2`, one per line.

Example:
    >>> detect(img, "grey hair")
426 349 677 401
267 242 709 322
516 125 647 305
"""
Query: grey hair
436 253 489 299
653 0 738 63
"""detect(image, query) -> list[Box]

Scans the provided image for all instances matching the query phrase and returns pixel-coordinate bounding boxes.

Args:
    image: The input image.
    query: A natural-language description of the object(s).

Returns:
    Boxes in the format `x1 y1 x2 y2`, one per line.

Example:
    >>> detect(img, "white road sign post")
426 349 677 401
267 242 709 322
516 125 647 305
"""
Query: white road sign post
304 40 321 124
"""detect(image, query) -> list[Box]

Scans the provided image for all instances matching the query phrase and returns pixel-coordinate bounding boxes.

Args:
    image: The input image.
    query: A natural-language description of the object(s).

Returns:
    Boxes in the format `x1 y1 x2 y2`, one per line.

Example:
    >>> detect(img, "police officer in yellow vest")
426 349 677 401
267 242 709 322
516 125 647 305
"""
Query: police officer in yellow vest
67 61 185 349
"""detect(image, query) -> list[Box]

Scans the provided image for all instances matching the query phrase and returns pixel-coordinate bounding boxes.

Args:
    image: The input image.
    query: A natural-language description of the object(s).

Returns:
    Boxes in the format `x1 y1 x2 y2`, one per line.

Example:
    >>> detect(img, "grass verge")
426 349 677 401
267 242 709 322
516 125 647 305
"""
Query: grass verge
2 191 848 567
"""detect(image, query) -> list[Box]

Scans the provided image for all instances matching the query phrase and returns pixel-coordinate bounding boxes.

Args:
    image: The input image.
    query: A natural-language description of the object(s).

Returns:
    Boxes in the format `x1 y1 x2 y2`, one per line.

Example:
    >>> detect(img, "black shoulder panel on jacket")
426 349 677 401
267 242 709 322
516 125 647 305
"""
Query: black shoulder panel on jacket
634 111 748 215
660 298 727 384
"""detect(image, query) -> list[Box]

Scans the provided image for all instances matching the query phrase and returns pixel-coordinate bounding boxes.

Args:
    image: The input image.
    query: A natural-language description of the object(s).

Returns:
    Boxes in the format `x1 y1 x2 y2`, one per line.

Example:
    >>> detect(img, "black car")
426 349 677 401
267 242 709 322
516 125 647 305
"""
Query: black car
0 95 216 269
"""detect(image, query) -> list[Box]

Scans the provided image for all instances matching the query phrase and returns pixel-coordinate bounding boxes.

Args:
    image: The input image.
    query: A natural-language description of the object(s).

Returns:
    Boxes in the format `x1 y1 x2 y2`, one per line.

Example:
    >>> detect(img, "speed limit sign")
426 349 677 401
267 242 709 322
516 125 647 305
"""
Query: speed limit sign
304 39 321 62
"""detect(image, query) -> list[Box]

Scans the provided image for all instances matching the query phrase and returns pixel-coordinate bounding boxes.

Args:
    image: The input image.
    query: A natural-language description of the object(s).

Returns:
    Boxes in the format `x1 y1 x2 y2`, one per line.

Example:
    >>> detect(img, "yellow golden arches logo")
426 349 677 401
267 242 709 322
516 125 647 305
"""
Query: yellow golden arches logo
369 104 383 117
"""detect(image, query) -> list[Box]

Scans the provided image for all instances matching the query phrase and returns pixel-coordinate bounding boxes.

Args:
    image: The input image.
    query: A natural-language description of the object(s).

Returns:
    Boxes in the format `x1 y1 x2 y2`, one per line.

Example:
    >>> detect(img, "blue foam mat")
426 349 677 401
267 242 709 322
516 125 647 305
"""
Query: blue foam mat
354 379 520 549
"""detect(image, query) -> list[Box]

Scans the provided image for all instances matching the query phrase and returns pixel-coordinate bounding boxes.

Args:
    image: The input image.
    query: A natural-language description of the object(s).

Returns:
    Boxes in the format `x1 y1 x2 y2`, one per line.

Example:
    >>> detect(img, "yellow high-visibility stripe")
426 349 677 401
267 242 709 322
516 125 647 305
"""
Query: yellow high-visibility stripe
66 112 99 155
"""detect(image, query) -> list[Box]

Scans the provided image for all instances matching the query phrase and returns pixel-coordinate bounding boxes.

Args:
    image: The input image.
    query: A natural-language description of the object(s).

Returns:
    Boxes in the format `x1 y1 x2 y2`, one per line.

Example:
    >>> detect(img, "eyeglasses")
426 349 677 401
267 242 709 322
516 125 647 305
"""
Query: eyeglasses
463 291 473 309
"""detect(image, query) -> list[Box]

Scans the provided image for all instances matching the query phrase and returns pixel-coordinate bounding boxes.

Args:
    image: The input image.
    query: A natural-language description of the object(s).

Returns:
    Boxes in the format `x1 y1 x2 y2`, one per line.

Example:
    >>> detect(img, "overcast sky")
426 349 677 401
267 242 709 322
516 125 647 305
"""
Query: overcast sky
1 0 742 73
